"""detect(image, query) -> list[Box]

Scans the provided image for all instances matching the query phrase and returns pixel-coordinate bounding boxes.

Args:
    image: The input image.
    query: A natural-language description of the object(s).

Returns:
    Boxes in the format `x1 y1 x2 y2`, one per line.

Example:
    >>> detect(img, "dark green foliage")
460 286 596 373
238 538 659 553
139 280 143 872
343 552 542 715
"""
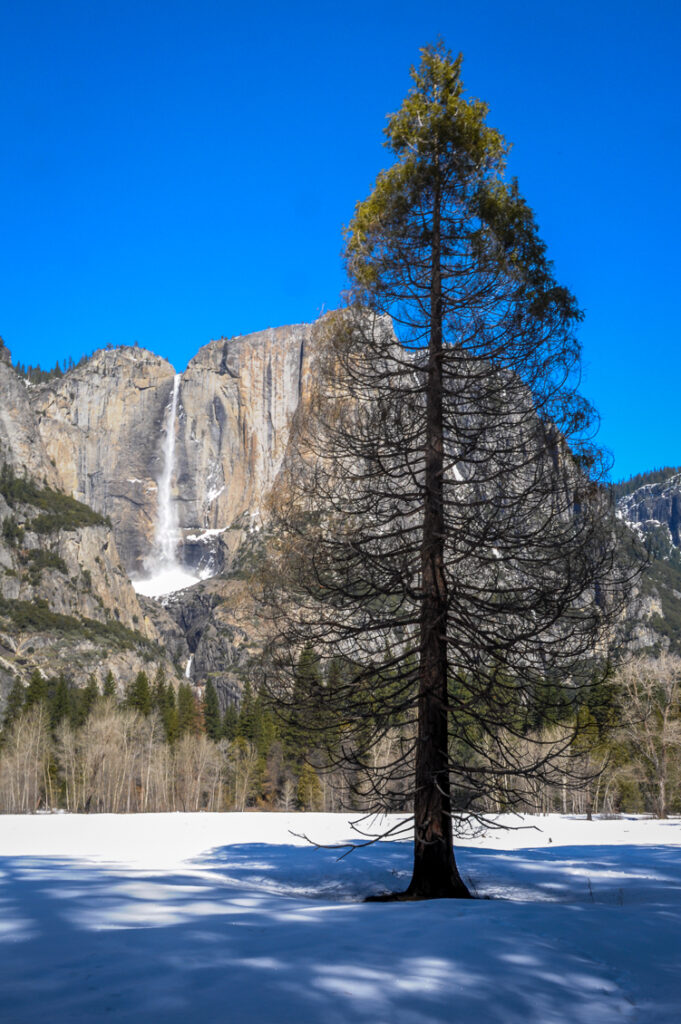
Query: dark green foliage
203 680 221 741
642 523 681 567
177 682 200 736
280 645 324 766
152 667 178 742
2 515 22 546
103 670 117 698
24 668 48 708
2 678 25 730
646 557 681 653
237 679 257 741
49 675 71 728
12 351 91 383
222 701 238 741
0 462 110 532
126 671 152 715
0 594 161 654
23 549 68 584
75 675 100 726
297 762 323 811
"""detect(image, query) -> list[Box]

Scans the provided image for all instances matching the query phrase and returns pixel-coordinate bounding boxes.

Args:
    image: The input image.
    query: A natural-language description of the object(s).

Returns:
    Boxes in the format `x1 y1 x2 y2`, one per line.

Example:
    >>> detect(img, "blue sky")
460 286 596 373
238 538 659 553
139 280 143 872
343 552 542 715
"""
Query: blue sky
1 0 679 479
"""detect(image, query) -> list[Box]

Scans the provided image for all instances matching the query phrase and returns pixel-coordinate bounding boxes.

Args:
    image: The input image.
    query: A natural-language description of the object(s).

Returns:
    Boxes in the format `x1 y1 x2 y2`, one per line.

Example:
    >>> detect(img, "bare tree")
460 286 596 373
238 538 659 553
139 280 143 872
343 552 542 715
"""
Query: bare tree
0 704 52 812
613 654 681 818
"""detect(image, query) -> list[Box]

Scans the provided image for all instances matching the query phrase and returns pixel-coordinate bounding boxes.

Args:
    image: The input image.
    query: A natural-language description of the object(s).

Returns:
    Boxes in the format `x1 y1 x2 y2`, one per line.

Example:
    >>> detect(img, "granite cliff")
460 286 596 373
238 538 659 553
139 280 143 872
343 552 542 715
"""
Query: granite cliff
0 343 180 700
616 472 681 651
0 322 317 706
3 319 681 710
29 325 313 581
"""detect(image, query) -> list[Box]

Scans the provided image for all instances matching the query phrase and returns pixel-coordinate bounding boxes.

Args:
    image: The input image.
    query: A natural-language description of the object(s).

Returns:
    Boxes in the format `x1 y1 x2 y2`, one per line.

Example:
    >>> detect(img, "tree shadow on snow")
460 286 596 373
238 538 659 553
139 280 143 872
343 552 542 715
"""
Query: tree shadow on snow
0 842 679 1024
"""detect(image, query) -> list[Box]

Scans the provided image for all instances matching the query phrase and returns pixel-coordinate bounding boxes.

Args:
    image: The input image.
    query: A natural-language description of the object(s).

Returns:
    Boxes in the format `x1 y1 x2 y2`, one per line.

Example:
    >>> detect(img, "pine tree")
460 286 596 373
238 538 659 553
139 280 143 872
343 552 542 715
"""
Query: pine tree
24 669 48 708
74 675 100 726
222 702 238 741
237 680 256 741
265 43 632 899
203 680 221 741
103 670 117 699
49 675 71 729
297 763 323 811
177 682 200 737
280 646 323 766
161 684 179 743
2 678 25 730
126 671 152 715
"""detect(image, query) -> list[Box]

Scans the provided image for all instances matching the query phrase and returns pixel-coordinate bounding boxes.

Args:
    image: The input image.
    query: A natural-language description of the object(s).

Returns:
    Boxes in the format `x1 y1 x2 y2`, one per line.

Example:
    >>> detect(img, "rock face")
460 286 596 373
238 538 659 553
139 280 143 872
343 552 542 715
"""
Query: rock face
30 347 176 574
11 313 680 699
617 474 681 652
3 322 316 703
29 326 313 578
176 324 311 571
617 474 681 551
0 349 175 698
0 347 60 487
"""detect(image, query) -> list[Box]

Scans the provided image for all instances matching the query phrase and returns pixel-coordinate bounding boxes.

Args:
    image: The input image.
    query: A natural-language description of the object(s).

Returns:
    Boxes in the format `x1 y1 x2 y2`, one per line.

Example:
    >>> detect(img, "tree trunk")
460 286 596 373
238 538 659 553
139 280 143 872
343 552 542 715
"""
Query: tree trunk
406 178 470 900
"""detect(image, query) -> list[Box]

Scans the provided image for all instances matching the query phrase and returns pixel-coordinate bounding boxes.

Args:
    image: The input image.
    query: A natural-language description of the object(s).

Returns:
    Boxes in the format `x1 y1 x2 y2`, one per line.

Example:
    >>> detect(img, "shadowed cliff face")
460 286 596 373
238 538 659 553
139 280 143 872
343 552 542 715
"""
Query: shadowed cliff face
29 327 313 579
617 474 681 551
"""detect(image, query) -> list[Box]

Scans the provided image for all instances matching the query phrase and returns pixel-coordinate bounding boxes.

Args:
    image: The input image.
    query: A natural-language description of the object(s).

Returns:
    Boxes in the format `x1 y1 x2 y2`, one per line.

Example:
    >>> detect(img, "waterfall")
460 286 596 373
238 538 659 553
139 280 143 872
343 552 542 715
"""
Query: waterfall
185 654 194 679
132 373 198 597
156 373 181 565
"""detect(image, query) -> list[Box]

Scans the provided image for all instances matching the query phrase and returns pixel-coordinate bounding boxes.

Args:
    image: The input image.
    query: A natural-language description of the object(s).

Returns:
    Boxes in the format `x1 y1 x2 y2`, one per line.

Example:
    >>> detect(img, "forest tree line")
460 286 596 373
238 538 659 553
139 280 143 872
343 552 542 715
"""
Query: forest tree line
1 650 679 818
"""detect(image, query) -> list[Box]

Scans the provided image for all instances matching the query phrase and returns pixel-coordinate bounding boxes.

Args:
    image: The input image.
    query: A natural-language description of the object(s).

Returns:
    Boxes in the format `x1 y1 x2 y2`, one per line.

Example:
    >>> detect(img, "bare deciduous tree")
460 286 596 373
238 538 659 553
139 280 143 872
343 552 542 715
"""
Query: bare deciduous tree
613 654 681 818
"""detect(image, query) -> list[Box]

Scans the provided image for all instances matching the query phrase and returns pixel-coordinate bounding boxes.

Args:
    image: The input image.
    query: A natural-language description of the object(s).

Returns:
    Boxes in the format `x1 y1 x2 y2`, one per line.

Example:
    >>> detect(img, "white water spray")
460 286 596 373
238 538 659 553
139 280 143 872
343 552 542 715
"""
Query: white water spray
133 374 198 597
156 373 181 565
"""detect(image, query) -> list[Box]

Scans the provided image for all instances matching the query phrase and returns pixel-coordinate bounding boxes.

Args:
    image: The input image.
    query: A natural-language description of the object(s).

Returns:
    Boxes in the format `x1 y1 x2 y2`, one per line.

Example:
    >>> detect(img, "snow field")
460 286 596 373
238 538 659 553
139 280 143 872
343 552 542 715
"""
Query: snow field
0 813 679 1023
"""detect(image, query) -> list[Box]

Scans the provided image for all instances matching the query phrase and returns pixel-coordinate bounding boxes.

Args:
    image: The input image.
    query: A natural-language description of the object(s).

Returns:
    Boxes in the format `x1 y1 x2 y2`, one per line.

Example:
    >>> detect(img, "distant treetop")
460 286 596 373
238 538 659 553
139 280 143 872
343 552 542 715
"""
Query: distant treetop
612 466 681 501
12 352 91 383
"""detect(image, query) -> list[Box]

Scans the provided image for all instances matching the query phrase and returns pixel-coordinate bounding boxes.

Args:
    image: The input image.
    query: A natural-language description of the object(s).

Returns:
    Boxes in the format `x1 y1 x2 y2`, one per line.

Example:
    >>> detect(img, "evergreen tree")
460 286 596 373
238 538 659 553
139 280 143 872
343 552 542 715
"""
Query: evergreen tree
49 675 71 729
297 763 323 811
24 669 48 708
237 680 256 741
265 43 631 899
151 666 178 741
74 675 100 726
103 670 117 699
2 678 25 731
281 646 323 766
126 671 152 715
177 683 200 737
203 680 221 741
222 702 238 741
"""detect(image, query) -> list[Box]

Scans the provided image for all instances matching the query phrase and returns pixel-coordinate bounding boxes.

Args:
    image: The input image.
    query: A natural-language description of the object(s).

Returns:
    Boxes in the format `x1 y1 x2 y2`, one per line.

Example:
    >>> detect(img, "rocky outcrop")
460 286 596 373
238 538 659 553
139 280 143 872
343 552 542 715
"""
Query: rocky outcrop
617 474 681 652
617 474 681 550
0 349 60 487
30 347 176 573
28 326 314 578
177 324 310 534
156 574 266 708
0 349 178 698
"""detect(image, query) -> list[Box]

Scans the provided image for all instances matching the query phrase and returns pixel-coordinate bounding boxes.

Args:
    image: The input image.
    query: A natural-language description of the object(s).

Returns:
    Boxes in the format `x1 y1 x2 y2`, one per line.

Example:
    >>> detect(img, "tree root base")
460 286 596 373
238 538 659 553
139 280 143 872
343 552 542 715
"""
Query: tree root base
365 886 473 902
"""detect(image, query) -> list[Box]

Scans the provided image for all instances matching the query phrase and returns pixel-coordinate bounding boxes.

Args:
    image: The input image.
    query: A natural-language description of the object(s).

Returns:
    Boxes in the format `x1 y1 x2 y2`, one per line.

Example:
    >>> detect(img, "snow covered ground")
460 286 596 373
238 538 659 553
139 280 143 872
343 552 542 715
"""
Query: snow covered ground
1 812 679 1023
